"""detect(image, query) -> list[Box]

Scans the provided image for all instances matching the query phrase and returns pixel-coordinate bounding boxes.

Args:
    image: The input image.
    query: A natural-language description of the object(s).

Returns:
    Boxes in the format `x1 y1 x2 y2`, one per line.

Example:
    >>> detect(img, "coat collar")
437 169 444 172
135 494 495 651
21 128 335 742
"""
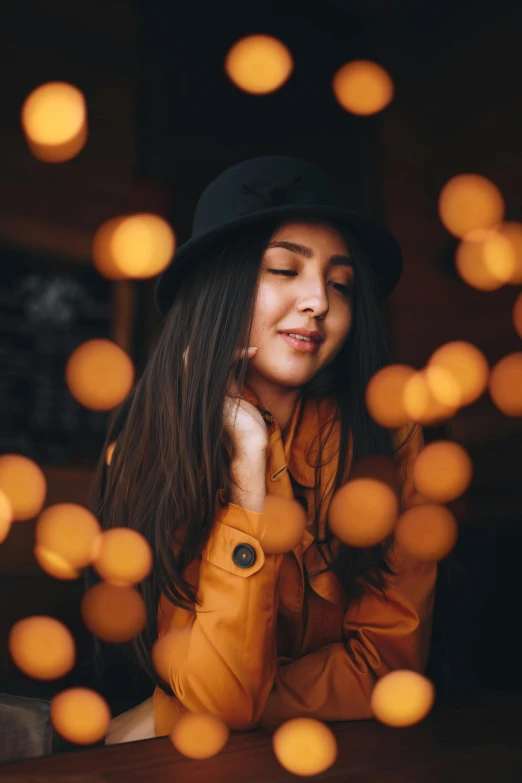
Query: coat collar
241 384 342 489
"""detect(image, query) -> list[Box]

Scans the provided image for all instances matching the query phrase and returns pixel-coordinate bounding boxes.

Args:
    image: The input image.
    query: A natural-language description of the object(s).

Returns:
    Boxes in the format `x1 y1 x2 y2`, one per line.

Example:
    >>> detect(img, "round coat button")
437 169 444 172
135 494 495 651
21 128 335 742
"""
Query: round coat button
233 544 256 568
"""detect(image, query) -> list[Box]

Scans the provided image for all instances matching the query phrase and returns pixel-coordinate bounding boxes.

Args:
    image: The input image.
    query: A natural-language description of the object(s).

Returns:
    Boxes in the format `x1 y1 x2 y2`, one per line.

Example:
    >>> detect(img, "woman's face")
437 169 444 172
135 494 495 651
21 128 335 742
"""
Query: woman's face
246 221 354 390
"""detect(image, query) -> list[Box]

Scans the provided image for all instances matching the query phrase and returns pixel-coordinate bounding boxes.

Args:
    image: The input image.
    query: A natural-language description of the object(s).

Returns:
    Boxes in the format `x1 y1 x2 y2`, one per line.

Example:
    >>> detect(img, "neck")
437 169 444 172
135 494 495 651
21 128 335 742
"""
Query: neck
245 371 301 435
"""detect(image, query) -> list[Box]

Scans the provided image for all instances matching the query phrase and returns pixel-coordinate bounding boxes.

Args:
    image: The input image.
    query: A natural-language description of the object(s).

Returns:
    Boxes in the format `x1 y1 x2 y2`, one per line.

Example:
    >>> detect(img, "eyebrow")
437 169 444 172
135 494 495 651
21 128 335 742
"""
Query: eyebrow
266 240 353 268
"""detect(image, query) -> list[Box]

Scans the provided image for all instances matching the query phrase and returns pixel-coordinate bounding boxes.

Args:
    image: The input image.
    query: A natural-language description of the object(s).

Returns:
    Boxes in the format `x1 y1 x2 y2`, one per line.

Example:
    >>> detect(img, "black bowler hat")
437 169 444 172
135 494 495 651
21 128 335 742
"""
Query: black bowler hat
155 155 403 315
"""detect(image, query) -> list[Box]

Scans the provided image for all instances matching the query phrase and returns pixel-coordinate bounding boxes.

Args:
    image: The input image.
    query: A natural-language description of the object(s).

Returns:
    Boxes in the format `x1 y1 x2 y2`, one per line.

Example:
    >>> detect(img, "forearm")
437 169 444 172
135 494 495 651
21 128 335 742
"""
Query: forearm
163 447 281 731
260 557 437 729
230 446 267 512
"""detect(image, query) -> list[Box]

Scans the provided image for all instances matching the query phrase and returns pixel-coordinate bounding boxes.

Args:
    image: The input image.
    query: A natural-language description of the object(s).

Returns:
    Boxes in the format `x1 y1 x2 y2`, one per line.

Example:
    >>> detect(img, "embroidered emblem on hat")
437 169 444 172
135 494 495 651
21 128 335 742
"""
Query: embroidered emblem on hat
237 174 317 215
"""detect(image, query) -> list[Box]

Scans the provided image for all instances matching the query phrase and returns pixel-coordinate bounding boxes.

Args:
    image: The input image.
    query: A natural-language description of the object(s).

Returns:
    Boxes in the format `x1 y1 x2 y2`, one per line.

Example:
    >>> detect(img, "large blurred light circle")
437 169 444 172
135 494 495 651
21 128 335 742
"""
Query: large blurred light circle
438 174 504 239
413 441 473 503
259 496 307 554
152 629 192 683
456 235 507 291
371 670 435 727
65 338 135 411
51 688 111 745
94 528 153 586
92 217 129 280
427 341 489 408
20 82 87 163
81 582 147 642
328 463 399 548
272 718 338 776
170 713 229 759
365 364 416 427
0 455 47 521
35 503 102 580
498 222 522 284
403 371 458 425
332 60 394 116
0 490 13 543
224 35 293 95
489 353 522 416
482 229 519 282
107 214 176 278
394 504 458 561
9 616 76 680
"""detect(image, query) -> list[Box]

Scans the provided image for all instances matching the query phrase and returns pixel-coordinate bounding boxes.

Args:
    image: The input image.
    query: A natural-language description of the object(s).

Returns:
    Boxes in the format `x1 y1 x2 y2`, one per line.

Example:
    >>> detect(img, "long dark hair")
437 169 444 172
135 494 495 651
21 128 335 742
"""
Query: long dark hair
86 216 417 698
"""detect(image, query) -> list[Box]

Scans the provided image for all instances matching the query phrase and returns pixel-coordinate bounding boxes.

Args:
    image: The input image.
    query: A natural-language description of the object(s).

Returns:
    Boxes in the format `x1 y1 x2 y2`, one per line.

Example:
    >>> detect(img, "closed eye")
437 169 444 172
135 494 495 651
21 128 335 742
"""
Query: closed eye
268 269 352 295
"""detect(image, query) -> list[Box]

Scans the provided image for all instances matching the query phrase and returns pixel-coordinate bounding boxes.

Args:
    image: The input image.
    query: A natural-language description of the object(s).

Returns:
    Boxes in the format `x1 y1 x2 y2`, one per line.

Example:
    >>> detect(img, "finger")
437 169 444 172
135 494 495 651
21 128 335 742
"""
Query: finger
232 346 258 363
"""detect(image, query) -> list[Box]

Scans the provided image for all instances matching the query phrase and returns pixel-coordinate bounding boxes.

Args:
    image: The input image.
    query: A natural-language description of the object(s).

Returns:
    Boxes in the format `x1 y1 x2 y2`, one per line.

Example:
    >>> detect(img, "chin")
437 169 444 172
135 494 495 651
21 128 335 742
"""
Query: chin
258 367 317 389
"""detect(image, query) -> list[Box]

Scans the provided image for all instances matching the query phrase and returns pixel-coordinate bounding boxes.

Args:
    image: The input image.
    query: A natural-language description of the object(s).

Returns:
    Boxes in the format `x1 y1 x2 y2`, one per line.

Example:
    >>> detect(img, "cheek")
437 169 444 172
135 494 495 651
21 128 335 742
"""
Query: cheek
250 284 287 341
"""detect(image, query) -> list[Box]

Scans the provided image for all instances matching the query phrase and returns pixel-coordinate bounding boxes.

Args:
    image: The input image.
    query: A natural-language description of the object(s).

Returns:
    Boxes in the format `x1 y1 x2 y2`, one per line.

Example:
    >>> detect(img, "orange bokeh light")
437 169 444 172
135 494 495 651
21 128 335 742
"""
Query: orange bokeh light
0 490 13 544
8 616 76 680
20 82 88 163
35 503 102 579
403 370 458 425
92 217 128 280
513 292 522 340
65 338 135 411
152 629 192 684
0 454 47 521
272 718 338 776
81 582 147 642
427 341 489 408
456 233 509 291
371 670 435 727
499 222 522 284
170 712 230 759
413 441 473 503
35 547 81 580
332 60 394 116
259 496 307 554
365 364 416 428
438 174 504 240
51 688 111 745
94 528 153 586
328 458 399 548
489 352 522 416
394 504 458 561
92 214 175 280
224 35 293 95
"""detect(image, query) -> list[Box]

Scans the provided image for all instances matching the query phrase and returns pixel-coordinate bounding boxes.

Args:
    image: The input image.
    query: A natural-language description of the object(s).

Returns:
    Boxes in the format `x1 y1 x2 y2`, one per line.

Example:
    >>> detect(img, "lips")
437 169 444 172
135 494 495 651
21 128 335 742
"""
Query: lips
279 333 320 354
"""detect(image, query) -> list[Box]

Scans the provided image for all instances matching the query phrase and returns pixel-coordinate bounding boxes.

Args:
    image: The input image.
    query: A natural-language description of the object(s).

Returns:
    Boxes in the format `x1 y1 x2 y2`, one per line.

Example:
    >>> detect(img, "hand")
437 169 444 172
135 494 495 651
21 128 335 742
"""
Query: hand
104 696 155 745
183 345 268 454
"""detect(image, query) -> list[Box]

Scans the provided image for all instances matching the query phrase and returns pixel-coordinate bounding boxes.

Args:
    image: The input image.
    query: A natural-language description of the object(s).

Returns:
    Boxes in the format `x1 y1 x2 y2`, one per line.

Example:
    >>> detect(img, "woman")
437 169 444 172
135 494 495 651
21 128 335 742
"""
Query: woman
90 156 437 744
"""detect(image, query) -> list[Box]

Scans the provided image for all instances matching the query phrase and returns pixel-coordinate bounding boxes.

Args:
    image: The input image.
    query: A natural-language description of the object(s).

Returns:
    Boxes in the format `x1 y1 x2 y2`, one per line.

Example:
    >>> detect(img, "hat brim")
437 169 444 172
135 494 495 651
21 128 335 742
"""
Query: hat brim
155 204 403 316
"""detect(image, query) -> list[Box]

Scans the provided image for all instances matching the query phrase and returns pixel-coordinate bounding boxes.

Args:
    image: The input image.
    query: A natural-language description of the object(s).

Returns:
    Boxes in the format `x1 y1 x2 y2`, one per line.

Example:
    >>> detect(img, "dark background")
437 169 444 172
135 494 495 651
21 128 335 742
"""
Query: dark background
1 0 521 718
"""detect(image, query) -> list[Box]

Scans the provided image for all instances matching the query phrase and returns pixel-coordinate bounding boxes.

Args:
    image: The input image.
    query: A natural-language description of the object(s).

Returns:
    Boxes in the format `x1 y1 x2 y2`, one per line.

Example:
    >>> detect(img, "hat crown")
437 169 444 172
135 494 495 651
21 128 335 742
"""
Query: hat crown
192 155 345 235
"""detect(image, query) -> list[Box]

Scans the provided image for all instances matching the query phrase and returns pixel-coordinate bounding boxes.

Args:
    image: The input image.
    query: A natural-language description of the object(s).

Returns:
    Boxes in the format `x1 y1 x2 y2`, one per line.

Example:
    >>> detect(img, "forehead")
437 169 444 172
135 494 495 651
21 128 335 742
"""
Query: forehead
268 220 349 254
268 220 350 258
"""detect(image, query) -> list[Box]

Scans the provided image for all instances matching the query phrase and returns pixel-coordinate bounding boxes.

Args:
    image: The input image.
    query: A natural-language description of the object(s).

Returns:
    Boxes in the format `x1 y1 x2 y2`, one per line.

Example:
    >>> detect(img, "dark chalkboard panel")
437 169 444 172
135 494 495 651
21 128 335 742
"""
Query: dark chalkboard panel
0 247 117 466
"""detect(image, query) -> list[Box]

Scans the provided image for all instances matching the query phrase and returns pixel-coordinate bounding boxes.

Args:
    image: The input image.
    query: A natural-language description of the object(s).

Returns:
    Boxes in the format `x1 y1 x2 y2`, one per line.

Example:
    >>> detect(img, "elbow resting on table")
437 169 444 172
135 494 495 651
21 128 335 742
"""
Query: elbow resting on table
173 668 269 731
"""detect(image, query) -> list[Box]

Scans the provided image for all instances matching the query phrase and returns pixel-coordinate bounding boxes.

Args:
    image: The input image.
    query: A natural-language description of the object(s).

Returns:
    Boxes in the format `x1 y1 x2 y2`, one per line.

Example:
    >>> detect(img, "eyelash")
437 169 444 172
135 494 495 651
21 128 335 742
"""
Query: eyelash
268 269 352 295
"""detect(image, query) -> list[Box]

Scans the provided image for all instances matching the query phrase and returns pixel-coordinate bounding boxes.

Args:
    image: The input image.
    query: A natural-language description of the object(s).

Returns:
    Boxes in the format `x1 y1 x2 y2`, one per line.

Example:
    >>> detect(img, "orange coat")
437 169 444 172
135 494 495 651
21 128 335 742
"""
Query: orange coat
153 386 437 735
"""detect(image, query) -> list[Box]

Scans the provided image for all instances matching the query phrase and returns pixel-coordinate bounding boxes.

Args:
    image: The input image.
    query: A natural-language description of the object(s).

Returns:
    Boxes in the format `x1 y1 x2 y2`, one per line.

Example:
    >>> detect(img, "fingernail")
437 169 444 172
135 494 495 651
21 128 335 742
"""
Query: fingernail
251 347 258 352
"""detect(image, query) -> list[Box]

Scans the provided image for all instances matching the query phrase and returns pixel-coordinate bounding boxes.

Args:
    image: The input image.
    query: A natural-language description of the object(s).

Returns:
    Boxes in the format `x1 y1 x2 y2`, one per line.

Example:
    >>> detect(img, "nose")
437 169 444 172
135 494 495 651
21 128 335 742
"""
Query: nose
295 275 329 318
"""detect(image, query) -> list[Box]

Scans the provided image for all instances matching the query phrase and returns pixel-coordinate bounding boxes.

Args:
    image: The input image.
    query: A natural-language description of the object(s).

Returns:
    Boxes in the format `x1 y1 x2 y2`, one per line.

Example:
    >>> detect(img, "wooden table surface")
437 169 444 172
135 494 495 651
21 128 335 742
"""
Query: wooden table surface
1 689 521 782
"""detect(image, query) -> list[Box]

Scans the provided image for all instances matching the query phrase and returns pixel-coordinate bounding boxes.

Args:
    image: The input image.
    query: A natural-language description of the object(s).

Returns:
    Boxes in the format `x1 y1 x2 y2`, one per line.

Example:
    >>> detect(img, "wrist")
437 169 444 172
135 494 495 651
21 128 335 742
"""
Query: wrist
232 439 269 462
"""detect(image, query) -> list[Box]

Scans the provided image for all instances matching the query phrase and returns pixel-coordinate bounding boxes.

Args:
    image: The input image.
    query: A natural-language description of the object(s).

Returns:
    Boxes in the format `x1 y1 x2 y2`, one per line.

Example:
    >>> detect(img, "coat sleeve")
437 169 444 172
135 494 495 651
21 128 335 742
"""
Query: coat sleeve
156 502 283 732
259 423 438 728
